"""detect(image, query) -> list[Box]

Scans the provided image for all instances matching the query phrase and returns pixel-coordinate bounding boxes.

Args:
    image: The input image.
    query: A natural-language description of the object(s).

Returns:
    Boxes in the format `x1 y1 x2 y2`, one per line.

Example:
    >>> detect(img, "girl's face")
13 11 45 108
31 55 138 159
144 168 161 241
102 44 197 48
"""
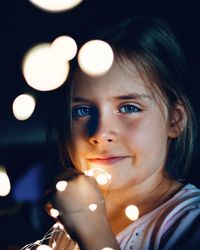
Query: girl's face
71 61 173 190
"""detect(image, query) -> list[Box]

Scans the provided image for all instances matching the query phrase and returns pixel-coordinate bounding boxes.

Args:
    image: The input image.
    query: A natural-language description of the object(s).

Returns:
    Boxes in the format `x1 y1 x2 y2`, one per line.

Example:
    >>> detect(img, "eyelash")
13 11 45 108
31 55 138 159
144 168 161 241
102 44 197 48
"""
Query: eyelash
72 106 91 119
118 104 141 113
72 104 141 119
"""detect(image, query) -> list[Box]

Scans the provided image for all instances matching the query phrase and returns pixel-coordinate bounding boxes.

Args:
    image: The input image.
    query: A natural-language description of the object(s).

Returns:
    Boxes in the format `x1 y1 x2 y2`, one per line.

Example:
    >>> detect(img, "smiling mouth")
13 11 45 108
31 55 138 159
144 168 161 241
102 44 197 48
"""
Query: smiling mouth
87 156 129 165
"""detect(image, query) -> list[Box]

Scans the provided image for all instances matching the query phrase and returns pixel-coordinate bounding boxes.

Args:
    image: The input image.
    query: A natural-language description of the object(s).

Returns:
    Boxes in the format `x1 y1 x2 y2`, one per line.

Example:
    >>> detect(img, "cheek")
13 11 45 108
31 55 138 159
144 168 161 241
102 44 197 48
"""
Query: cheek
121 116 168 158
72 124 90 157
72 120 87 140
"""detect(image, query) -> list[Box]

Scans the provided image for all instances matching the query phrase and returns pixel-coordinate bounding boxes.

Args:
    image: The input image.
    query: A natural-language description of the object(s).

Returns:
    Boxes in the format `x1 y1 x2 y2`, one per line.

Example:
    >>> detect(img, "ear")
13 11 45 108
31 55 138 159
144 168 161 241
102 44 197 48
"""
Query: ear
168 102 187 138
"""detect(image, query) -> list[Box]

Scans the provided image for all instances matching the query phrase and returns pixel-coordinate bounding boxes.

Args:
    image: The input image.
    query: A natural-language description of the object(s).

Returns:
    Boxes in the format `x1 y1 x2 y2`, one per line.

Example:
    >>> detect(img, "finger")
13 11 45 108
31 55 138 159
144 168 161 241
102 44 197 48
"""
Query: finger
43 168 83 206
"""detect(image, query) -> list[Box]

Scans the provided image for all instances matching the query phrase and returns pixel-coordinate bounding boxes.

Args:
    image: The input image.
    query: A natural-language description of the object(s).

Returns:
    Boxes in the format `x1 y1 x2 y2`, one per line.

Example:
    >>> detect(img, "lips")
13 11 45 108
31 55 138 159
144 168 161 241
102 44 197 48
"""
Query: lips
87 156 129 165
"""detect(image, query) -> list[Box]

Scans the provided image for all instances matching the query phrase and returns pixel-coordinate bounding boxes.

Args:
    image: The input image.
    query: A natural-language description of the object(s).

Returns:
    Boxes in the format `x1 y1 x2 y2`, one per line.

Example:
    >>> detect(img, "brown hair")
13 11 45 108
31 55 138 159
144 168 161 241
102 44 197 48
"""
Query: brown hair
53 17 197 180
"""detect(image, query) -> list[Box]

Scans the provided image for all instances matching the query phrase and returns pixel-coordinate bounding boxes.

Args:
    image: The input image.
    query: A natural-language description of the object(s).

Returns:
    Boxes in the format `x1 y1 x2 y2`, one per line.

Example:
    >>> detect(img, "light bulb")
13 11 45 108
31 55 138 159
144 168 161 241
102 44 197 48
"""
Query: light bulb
125 205 139 221
88 203 98 211
12 94 36 121
84 170 94 177
96 173 108 185
102 248 115 250
50 208 60 218
0 167 11 197
53 222 64 230
29 0 83 12
51 36 77 61
52 240 56 248
78 40 114 76
56 180 68 191
22 43 69 91
36 245 53 250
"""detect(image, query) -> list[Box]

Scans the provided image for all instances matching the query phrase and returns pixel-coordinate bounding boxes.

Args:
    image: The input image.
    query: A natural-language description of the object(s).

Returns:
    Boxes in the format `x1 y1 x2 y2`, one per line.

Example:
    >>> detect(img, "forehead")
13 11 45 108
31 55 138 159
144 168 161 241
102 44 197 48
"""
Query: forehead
72 60 152 97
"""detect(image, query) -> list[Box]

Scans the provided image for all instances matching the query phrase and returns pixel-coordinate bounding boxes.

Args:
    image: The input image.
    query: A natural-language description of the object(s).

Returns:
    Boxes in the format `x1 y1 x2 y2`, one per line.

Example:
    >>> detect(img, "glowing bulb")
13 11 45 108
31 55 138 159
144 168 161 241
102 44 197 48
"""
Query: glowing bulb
78 40 114 76
84 168 112 187
88 203 98 211
56 180 68 191
53 222 64 230
52 240 56 248
84 170 94 177
22 43 69 91
125 205 139 221
107 174 112 180
12 94 36 121
96 173 108 185
51 36 77 61
36 245 53 250
29 0 83 12
102 248 115 250
0 167 11 197
50 208 60 218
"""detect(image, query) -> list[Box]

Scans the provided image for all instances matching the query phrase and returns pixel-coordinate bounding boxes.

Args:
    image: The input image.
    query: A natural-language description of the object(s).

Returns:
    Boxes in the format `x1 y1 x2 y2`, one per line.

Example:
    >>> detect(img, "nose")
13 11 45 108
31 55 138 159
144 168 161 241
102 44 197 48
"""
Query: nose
89 132 117 145
88 113 118 145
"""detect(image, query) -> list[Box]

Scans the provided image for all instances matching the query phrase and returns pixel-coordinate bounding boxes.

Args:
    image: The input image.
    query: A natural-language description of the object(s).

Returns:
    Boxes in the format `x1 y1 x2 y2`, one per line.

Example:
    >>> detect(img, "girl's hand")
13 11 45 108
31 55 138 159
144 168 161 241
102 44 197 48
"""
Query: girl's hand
45 168 120 250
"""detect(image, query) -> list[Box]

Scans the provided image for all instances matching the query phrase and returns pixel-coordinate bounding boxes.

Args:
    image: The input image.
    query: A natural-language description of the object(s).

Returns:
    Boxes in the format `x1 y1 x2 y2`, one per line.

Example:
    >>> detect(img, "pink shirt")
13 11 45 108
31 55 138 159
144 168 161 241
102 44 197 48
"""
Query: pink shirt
116 184 200 250
22 184 200 250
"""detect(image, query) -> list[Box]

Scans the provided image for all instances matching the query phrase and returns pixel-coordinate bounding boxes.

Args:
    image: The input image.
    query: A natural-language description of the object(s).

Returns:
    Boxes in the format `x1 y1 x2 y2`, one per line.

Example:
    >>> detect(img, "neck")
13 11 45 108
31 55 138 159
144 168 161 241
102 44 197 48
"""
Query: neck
103 176 183 235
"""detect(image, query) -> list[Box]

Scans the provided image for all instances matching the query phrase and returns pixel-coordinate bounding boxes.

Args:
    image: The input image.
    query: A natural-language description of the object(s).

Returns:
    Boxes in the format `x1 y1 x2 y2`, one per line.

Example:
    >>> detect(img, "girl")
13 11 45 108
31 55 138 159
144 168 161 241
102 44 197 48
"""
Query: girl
30 17 200 250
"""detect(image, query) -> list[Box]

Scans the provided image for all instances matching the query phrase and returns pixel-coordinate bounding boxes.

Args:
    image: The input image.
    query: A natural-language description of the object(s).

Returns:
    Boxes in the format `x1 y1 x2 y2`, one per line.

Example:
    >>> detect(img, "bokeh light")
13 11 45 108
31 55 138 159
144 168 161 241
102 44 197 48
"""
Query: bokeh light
96 173 109 185
12 94 36 121
50 208 60 218
84 168 112 186
88 203 98 211
36 245 53 250
29 0 83 12
78 40 114 76
53 222 64 230
22 43 69 91
125 205 139 221
0 167 11 197
102 248 115 250
52 240 56 249
51 35 77 61
56 180 68 191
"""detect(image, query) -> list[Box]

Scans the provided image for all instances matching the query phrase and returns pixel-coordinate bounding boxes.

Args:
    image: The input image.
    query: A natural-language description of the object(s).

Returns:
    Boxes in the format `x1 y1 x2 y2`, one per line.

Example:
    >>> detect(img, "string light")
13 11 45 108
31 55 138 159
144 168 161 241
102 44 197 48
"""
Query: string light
21 223 65 250
88 203 98 211
0 166 11 197
56 180 68 191
29 0 83 12
84 168 112 186
52 240 56 249
96 173 109 185
84 170 94 177
22 43 69 91
21 167 140 250
53 222 64 230
102 248 115 250
12 94 36 121
50 208 60 218
78 40 114 76
36 245 53 250
125 205 139 221
51 36 77 61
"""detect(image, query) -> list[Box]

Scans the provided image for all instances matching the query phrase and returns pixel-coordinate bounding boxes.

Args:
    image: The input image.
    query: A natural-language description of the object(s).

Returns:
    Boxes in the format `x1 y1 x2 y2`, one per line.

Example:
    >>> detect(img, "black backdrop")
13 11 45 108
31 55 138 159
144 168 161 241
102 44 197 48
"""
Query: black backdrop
0 1 200 249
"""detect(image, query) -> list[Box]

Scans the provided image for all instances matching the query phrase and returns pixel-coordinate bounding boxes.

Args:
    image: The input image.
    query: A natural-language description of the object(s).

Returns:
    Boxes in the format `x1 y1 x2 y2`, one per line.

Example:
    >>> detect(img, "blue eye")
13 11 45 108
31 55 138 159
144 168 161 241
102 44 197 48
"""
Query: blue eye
72 106 91 118
119 105 140 113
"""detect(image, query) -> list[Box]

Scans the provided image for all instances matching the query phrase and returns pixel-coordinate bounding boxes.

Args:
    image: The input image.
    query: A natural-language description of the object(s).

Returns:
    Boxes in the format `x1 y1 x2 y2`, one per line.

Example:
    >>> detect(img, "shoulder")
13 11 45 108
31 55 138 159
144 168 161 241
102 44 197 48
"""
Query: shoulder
159 183 200 250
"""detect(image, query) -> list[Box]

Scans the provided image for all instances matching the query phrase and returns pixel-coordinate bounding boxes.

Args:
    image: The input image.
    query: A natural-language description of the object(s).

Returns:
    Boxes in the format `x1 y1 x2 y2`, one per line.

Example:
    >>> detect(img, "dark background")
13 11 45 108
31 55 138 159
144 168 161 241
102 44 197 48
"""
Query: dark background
0 1 200 249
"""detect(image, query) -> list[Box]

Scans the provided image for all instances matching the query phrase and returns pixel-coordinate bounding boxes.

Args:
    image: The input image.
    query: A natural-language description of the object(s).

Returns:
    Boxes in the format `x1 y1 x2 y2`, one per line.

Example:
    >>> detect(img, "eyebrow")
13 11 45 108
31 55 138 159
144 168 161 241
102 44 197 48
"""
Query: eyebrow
72 93 152 102
113 93 152 101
